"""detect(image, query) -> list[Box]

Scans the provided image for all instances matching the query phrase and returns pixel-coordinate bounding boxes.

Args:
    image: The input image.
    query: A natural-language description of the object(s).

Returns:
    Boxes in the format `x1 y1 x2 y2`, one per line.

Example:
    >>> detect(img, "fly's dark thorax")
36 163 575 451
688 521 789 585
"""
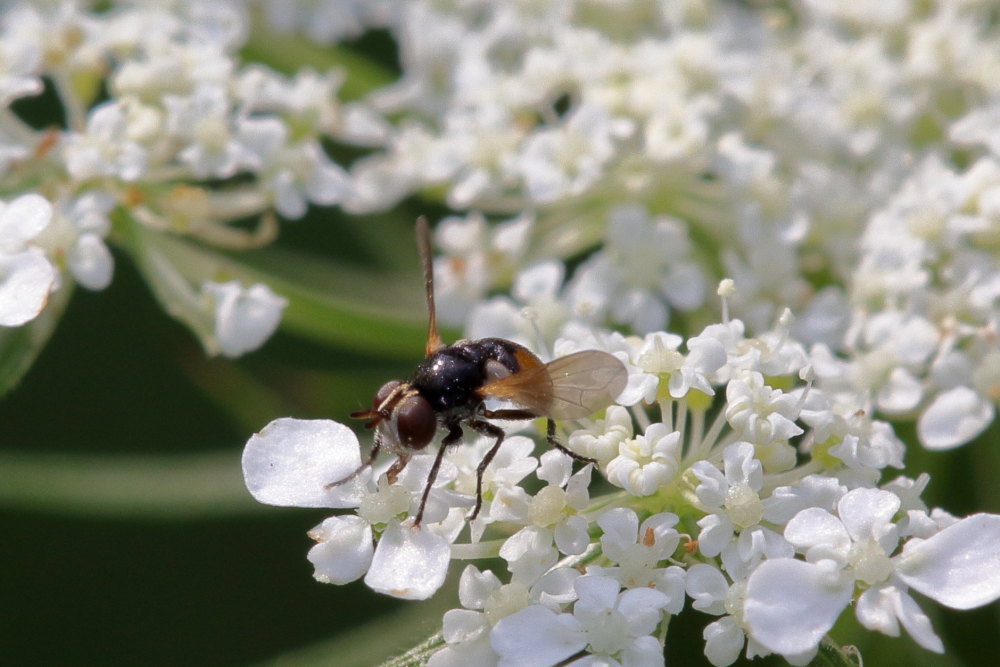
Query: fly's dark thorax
410 338 537 417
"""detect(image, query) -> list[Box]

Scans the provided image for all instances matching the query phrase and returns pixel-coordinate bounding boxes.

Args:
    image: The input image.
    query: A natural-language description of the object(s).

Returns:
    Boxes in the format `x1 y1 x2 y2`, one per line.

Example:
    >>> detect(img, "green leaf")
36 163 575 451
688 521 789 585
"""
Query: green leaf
0 281 73 396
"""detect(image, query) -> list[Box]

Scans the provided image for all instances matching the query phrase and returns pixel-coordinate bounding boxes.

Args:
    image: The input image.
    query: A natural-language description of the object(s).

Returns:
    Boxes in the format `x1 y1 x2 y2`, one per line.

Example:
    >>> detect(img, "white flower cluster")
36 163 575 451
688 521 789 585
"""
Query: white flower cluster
0 1 384 354
243 291 1000 665
235 2 1000 664
342 1 1000 454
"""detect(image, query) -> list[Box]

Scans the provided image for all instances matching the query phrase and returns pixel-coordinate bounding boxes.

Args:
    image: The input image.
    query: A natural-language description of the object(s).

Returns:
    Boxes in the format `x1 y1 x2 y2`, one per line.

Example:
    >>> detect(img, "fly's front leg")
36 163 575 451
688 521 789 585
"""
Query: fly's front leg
324 436 383 490
414 423 463 527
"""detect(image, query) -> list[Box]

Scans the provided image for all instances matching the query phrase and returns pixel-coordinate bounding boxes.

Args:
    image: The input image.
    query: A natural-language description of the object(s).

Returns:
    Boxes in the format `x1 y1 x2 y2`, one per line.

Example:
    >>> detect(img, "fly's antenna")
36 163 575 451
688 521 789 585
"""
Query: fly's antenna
417 216 444 355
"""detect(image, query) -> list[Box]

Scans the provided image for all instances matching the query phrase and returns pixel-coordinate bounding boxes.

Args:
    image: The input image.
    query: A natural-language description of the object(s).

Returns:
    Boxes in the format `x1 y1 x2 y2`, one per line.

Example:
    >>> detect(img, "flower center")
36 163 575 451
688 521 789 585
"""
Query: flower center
724 482 763 529
849 539 893 586
358 483 410 525
484 582 530 626
529 485 569 526
638 345 683 374
724 580 747 621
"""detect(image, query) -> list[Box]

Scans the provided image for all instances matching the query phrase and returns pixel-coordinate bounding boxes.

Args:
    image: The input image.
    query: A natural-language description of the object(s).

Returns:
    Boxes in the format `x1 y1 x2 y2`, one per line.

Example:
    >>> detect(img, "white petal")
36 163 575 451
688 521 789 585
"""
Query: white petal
723 441 762 489
655 565 687 615
0 193 51 248
204 280 287 357
458 564 501 610
555 515 590 556
783 508 850 560
744 559 853 657
896 513 1000 609
68 233 113 290
918 387 994 450
692 461 727 508
696 513 733 559
855 586 900 637
685 563 728 615
534 567 583 606
836 488 900 543
894 588 943 653
364 520 451 600
574 575 621 611
491 605 585 667
876 367 922 414
616 587 669 635
306 515 373 584
0 248 56 326
537 449 572 486
428 638 498 667
621 634 666 667
441 608 488 643
242 418 364 508
597 508 639 546
640 513 681 559
703 616 744 667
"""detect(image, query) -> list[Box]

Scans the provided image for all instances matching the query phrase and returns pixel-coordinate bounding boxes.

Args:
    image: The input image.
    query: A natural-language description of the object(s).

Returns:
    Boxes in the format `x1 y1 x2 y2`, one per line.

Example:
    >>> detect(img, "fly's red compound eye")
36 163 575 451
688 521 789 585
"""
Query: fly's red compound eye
396 394 436 450
373 380 403 412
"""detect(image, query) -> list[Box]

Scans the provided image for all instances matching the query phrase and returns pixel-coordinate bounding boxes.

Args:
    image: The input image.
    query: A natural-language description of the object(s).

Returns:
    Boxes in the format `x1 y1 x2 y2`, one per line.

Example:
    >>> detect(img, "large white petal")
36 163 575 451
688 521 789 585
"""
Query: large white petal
364 520 451 600
744 559 853 657
896 513 1000 610
491 605 585 667
918 387 993 450
242 418 364 508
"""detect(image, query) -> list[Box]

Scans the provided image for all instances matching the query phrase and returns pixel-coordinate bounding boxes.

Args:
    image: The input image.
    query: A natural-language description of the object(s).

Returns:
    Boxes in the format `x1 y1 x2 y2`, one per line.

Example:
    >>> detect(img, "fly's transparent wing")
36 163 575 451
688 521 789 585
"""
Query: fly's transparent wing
478 350 626 419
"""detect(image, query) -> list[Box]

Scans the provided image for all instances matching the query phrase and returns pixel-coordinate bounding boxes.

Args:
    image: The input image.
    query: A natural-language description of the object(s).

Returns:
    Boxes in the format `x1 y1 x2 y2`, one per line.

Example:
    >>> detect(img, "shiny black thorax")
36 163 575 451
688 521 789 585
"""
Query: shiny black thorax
410 337 528 418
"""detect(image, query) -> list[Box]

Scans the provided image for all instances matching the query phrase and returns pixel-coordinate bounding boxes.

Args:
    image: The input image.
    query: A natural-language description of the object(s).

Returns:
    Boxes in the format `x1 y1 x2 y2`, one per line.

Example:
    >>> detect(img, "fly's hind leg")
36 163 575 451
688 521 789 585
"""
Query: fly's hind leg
545 418 597 466
465 418 508 522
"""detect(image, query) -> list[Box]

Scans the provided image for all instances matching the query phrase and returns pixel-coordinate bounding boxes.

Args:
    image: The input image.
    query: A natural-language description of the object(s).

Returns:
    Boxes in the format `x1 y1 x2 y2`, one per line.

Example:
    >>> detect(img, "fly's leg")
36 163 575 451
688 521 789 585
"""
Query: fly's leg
414 423 462 527
324 438 383 491
480 409 597 465
466 418 507 522
545 418 597 466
